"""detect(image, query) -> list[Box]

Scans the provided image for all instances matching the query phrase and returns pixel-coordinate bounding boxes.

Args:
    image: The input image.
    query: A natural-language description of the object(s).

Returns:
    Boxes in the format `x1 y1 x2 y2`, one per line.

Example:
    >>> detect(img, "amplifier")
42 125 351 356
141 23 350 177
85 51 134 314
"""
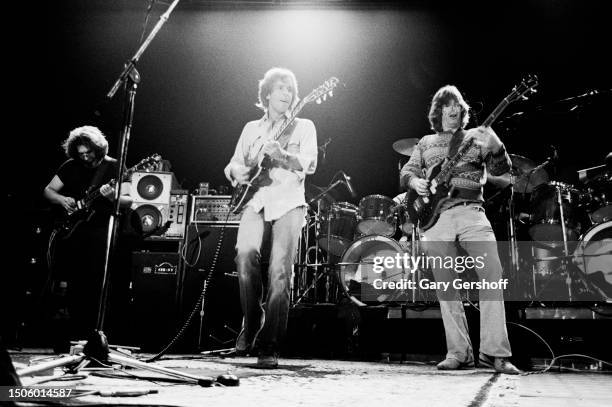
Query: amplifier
190 195 242 224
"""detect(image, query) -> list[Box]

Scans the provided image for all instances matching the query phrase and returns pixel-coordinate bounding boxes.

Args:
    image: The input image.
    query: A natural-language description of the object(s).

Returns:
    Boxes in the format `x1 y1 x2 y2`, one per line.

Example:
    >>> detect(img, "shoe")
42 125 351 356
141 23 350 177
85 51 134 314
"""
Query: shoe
479 353 521 375
436 358 475 370
255 353 279 369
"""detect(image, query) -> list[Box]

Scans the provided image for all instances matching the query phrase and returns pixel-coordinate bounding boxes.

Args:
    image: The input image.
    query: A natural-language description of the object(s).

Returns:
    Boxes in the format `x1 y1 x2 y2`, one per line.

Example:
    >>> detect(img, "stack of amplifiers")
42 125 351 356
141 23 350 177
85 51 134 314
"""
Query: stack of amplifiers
190 195 241 225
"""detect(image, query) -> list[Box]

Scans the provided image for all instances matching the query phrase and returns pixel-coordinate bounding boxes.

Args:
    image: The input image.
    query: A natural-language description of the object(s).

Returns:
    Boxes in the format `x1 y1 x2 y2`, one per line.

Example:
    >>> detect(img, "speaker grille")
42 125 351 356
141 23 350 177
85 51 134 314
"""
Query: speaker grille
136 174 164 200
134 204 164 234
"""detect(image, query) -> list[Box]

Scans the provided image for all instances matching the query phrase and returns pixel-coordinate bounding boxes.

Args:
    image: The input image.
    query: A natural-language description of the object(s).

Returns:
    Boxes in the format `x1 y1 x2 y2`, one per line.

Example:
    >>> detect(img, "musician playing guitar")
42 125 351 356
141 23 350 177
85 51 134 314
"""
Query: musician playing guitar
400 85 520 374
43 125 134 345
224 68 318 368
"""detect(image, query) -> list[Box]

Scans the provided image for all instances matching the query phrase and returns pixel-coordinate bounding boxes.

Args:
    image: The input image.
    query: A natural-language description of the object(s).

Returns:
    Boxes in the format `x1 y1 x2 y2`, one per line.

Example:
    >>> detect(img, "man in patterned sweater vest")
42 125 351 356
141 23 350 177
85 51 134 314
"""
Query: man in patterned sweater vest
400 85 520 374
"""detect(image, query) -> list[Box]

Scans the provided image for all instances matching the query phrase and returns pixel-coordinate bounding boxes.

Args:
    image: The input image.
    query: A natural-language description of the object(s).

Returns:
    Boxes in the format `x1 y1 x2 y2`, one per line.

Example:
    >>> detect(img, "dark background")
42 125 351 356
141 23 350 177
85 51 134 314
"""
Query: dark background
3 0 611 349
8 0 611 206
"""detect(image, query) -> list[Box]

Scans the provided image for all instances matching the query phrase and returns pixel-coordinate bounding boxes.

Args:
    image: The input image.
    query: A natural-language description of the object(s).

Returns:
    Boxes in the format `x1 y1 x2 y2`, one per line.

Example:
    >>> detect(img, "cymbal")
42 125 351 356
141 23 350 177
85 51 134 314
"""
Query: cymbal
509 154 549 193
509 154 535 173
305 183 335 206
392 138 419 156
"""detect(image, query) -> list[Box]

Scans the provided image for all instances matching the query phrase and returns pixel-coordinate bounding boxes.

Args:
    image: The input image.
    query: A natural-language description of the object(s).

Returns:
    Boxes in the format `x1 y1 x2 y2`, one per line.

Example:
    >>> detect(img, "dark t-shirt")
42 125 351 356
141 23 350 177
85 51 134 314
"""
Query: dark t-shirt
56 156 119 226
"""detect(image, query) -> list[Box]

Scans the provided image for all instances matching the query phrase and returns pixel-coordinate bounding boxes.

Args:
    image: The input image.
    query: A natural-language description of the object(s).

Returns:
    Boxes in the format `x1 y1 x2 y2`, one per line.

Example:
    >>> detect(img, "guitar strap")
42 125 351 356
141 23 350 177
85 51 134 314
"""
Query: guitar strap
446 129 465 159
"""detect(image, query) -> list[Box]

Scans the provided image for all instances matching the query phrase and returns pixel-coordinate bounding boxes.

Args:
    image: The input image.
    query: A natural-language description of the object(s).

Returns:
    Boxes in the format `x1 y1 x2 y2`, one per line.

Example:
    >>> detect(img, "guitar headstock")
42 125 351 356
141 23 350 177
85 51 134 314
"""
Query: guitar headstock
133 154 162 173
507 75 538 103
303 77 340 105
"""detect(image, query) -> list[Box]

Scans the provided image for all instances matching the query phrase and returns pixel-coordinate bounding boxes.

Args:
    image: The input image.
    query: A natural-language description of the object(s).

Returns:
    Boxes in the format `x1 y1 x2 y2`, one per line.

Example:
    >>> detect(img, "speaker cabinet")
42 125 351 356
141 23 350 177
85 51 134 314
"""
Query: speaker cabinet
129 252 181 351
131 171 172 204
180 224 243 351
129 172 182 238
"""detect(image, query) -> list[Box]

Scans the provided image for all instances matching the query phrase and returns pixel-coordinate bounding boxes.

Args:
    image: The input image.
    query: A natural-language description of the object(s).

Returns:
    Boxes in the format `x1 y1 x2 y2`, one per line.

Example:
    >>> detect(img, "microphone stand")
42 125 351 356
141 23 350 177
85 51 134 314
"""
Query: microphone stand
19 0 217 387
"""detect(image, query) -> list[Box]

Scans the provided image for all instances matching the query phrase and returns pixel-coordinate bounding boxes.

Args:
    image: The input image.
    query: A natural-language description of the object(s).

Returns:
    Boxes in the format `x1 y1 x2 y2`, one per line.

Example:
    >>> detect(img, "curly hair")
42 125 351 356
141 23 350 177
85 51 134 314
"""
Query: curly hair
428 85 470 133
62 125 109 160
255 67 299 112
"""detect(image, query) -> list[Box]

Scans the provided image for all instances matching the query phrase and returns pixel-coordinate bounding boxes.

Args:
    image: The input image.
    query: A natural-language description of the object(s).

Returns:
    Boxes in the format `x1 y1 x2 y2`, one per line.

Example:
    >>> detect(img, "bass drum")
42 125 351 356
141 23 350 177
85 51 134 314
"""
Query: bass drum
573 220 612 299
338 235 409 305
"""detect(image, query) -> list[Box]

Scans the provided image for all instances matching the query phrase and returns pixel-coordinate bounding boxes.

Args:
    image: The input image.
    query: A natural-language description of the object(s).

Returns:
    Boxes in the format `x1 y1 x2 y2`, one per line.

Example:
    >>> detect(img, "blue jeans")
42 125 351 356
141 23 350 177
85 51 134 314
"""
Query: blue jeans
422 203 512 362
234 205 305 354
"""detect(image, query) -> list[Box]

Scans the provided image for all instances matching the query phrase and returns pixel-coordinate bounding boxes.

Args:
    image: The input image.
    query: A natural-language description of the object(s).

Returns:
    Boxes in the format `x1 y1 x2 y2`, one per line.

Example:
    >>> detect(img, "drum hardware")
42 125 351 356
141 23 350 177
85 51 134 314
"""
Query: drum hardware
294 178 354 305
528 188 612 302
509 154 550 194
528 181 581 247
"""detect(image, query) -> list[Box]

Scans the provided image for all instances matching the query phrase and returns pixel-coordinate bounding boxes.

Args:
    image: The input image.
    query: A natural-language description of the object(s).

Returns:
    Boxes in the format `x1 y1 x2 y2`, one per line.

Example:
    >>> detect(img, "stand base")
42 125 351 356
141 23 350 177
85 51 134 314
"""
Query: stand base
17 330 216 387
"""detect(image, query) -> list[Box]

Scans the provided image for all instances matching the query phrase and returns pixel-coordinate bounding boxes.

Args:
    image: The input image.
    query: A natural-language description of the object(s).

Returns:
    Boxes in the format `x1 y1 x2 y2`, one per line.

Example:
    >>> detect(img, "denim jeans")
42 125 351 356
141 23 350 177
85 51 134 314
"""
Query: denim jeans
422 203 512 362
234 205 305 354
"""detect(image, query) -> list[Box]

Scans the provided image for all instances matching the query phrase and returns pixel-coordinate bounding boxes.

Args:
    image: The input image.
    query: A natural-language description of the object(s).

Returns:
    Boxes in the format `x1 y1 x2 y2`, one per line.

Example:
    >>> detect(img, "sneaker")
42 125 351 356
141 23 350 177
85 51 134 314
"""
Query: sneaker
255 353 278 369
479 353 521 375
436 358 475 370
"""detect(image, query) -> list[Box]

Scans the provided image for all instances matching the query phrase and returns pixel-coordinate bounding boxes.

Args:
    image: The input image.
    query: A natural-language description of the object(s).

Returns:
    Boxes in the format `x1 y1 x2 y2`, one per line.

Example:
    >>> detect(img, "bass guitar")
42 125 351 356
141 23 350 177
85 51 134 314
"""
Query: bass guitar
229 77 340 214
404 76 538 231
54 154 161 239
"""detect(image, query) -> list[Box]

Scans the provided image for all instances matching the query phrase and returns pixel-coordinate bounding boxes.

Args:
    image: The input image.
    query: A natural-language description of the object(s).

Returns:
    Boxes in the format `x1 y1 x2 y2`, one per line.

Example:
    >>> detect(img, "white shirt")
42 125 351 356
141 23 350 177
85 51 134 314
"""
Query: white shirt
224 114 318 221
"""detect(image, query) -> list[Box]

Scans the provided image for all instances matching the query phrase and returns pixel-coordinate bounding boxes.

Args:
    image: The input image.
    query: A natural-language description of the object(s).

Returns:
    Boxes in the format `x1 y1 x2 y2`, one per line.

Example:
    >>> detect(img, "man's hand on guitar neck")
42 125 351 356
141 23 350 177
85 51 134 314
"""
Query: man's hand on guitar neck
100 183 133 207
464 126 503 154
100 184 115 200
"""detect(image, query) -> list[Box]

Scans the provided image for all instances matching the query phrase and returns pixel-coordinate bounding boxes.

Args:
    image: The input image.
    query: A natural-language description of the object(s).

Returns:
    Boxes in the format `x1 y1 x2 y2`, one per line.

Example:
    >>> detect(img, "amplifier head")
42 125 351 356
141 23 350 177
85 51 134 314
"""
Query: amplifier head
190 195 242 224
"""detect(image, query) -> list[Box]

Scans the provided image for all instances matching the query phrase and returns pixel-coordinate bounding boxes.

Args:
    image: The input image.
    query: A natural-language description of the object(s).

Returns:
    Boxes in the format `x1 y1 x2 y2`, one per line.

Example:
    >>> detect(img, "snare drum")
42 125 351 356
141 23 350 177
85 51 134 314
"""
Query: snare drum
318 202 358 257
357 195 397 236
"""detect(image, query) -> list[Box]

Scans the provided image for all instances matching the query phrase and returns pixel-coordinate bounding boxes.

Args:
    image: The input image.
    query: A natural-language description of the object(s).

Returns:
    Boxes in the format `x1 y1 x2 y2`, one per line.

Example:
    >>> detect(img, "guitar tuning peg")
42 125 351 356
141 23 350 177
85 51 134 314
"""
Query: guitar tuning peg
323 94 327 101
316 98 322 104
329 90 334 97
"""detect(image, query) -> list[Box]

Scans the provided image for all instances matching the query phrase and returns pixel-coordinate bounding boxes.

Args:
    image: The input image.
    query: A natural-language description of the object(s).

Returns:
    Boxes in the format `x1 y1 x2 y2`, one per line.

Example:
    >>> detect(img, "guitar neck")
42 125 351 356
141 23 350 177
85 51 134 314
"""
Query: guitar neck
274 99 306 142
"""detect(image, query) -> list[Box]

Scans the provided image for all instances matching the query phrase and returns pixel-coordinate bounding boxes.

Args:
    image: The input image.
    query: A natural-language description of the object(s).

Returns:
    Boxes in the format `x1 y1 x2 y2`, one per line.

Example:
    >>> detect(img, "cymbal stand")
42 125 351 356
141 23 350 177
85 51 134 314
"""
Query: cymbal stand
507 188 521 296
293 205 321 305
556 184 574 301
410 222 419 302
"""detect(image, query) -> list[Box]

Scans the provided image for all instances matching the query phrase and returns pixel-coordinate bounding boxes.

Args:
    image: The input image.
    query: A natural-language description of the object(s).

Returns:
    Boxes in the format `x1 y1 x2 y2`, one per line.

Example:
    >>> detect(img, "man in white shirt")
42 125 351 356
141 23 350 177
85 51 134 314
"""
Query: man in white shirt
224 67 318 368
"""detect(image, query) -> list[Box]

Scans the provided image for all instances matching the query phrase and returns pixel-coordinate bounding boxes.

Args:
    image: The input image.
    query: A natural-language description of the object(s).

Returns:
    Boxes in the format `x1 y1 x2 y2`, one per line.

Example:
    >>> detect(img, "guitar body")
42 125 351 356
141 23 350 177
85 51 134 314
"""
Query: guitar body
55 206 96 240
229 163 270 214
405 161 455 231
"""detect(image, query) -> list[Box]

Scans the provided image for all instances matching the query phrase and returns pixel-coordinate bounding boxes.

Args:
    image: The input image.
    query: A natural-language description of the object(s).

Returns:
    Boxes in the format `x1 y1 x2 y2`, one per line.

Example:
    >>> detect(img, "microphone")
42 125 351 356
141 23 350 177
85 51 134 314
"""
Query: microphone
318 138 332 161
341 171 357 198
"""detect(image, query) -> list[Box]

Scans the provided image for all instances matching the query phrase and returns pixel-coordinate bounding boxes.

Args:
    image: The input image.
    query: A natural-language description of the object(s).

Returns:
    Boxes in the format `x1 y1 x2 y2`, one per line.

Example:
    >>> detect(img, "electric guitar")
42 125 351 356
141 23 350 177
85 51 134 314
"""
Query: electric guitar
229 77 340 214
54 154 162 239
404 76 538 231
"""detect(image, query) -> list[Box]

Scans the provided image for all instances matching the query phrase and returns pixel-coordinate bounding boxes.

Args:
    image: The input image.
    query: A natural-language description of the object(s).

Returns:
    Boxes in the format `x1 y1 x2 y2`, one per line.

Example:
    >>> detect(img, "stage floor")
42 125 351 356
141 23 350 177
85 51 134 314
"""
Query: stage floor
9 349 612 407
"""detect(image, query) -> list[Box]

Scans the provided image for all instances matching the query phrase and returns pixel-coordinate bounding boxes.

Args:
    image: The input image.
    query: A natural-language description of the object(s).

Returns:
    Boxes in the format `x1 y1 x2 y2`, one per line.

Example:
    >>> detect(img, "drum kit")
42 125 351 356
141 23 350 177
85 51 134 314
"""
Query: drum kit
292 137 611 306
293 139 427 306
